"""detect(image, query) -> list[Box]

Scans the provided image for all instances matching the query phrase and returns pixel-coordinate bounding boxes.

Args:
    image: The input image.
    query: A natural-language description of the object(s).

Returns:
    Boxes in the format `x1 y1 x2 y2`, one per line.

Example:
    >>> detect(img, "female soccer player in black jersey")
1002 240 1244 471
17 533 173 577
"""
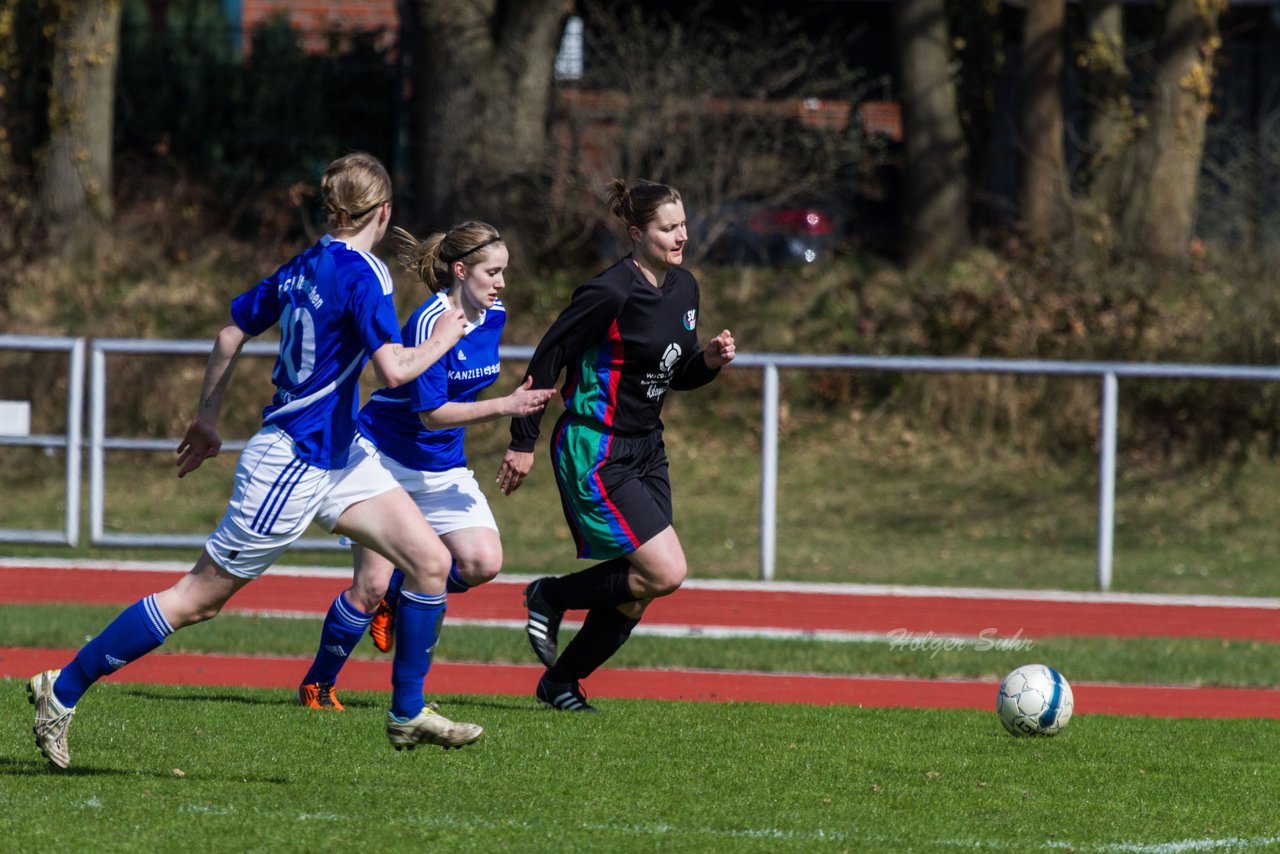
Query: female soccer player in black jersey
496 179 736 711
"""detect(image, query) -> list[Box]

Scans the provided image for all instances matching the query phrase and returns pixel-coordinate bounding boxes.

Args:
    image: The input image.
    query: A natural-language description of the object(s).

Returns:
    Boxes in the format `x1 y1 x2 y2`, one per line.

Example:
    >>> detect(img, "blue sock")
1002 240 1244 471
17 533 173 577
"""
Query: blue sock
55 595 173 707
303 593 375 686
445 561 472 594
385 568 405 608
389 589 446 720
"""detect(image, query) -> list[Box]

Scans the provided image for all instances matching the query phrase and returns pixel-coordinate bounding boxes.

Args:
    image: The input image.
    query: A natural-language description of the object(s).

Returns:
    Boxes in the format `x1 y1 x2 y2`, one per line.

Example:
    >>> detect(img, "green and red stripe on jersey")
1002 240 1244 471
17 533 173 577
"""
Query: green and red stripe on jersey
561 319 624 429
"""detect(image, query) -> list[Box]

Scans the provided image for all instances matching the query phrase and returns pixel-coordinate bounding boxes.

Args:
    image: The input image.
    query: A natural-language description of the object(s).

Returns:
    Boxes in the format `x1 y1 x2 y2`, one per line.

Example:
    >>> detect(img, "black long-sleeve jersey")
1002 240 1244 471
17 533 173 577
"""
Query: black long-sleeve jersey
509 256 720 452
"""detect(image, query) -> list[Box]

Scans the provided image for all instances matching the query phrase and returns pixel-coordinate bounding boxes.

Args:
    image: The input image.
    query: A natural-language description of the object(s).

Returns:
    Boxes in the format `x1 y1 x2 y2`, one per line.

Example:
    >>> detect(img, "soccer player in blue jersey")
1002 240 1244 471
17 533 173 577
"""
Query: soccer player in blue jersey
497 179 736 711
28 153 483 770
297 221 554 710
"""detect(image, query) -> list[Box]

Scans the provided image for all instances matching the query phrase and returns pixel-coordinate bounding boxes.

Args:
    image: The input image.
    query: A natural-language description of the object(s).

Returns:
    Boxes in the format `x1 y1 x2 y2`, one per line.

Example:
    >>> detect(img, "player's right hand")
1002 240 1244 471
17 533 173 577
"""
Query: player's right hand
430 308 468 348
176 419 222 478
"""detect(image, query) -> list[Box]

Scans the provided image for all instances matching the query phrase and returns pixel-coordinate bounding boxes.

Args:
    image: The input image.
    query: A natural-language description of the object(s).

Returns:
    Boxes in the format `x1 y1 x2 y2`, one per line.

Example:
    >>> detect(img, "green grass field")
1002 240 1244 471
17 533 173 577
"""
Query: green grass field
8 387 1280 848
4 682 1280 852
5 603 1280 851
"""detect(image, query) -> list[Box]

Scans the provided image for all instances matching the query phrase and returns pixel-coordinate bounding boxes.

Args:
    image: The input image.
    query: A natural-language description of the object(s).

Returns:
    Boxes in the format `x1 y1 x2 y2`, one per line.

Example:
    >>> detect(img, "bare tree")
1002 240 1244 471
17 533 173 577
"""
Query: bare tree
1118 0 1225 257
1018 0 1068 245
38 0 121 259
1077 0 1131 209
893 0 970 265
407 0 570 249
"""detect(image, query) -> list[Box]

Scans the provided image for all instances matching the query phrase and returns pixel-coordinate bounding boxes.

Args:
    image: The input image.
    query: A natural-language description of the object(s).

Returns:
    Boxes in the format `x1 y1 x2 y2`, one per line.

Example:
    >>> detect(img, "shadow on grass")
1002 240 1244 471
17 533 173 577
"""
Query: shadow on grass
430 693 555 713
117 686 297 707
0 755 289 784
117 687 537 714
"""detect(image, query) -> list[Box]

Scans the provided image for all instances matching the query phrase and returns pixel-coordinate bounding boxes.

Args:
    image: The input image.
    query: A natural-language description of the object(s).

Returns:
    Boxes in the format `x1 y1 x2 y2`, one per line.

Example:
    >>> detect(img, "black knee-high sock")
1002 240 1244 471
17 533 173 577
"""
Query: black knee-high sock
546 605 640 683
540 557 634 611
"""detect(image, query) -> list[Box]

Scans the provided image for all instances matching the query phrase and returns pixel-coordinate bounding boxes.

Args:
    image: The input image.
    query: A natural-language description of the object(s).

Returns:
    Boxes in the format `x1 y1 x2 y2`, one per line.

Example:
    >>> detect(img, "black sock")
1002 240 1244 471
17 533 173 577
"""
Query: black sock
547 605 640 683
541 557 634 611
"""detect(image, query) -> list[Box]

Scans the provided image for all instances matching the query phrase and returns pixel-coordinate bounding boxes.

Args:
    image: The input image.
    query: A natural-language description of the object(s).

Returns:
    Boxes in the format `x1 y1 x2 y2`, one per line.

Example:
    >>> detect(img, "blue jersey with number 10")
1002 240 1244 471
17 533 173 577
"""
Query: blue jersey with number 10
230 235 402 469
359 291 505 472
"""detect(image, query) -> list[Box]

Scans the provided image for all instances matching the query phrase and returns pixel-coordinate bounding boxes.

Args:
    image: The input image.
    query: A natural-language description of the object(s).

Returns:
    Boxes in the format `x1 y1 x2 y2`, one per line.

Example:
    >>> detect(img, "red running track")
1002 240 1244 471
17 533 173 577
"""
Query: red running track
5 562 1280 718
5 563 1280 641
4 646 1279 719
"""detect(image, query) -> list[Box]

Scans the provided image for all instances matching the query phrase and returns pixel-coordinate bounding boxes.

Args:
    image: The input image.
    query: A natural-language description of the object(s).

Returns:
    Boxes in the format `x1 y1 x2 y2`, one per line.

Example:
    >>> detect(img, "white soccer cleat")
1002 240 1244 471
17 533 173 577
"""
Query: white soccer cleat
385 704 483 751
28 669 75 769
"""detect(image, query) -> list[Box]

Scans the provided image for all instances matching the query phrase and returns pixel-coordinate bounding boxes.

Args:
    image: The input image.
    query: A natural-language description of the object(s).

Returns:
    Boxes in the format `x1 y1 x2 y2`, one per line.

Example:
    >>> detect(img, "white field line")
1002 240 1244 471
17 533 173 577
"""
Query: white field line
6 556 1280 610
237 608 1037 647
239 802 1280 852
1049 837 1280 853
231 609 957 644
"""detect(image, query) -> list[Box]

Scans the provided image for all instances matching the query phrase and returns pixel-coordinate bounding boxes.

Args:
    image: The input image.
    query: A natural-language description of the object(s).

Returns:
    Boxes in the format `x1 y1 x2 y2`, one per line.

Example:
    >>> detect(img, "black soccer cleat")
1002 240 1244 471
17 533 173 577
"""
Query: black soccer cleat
536 675 598 712
523 578 564 669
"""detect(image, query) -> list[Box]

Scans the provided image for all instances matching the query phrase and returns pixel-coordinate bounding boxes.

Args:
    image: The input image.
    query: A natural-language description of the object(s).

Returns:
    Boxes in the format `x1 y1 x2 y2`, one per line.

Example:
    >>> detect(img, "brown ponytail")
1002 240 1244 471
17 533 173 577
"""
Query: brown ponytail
393 221 503 292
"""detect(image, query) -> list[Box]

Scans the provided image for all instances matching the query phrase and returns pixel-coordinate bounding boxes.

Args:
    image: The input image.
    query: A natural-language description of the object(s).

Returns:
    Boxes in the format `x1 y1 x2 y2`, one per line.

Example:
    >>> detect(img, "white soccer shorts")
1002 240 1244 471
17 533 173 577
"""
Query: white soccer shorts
351 434 498 537
205 427 399 579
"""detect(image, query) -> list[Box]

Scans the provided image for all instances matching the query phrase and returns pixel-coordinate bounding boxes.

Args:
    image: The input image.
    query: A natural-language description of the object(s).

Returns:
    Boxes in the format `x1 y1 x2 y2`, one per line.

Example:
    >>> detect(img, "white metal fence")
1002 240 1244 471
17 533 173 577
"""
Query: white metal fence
6 336 1280 590
0 335 85 546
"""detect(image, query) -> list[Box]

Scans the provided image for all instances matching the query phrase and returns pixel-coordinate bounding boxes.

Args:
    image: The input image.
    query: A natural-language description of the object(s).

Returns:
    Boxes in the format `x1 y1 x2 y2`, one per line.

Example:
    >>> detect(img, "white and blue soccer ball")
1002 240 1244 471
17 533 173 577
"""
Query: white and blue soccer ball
996 664 1074 737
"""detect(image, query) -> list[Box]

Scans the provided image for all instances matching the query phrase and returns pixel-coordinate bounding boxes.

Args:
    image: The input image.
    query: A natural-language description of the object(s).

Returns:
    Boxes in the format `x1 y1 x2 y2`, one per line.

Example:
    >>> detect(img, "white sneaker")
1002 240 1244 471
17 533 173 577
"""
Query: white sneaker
386 704 483 751
28 669 75 769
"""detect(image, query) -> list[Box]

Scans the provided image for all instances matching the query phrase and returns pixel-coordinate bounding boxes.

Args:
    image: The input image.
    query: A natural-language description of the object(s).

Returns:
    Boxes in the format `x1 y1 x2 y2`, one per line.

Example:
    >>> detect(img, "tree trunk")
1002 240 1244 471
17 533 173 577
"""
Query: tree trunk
1078 0 1131 207
38 0 121 258
1018 0 1067 245
409 0 569 251
1119 0 1224 258
892 0 970 266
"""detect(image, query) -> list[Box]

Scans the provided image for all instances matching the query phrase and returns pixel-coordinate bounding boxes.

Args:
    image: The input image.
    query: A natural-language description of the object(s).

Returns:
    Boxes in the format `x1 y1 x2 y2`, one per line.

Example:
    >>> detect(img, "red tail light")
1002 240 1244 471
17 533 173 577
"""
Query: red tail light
748 208 834 236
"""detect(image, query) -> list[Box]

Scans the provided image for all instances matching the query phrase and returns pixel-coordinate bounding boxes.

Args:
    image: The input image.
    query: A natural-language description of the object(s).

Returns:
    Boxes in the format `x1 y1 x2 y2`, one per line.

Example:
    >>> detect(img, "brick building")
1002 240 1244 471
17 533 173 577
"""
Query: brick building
221 0 399 52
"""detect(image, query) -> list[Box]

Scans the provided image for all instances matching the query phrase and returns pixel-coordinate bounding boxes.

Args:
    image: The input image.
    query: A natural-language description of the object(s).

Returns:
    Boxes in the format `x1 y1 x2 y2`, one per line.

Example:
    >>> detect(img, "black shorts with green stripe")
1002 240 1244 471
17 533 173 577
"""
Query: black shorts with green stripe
549 413 672 560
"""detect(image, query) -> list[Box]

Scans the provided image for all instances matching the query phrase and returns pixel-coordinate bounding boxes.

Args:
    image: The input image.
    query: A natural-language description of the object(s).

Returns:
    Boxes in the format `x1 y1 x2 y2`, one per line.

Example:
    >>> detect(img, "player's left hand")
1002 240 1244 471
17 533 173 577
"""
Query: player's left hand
704 329 736 370
176 419 222 478
496 448 534 496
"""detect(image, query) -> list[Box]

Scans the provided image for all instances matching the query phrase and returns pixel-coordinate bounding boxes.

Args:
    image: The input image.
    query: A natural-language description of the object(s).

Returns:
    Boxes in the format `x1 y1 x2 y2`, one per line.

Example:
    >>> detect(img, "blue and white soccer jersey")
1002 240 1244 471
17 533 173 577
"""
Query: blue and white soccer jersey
357 291 506 533
230 234 401 468
205 236 404 578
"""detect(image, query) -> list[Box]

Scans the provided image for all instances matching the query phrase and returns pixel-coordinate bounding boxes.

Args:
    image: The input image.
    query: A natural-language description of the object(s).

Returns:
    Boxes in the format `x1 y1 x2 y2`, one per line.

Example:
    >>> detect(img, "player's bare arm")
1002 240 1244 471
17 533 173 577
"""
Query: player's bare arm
176 322 251 478
422 377 555 430
704 329 736 370
371 308 467 388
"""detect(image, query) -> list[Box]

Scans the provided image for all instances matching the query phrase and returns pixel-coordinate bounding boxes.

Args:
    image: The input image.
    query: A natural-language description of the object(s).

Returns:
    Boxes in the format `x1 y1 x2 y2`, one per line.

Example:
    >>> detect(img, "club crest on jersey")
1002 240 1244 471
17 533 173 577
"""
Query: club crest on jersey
683 310 697 331
660 343 682 372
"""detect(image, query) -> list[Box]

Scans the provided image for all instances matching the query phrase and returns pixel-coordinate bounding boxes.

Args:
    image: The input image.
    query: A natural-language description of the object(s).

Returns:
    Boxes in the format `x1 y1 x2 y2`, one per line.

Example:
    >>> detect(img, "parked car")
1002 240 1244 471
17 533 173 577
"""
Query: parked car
589 196 845 267
689 197 845 266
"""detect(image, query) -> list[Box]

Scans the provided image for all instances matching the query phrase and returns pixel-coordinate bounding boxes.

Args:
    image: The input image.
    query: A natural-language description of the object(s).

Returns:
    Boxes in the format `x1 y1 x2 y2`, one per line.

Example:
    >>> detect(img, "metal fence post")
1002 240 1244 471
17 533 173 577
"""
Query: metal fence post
1097 371 1118 591
0 335 86 545
89 343 107 545
64 339 85 545
760 362 779 581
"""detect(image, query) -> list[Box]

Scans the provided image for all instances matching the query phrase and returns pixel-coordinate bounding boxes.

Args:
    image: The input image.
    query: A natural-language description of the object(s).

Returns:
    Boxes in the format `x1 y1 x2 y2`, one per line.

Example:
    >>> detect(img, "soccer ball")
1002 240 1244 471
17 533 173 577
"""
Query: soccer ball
996 664 1074 737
